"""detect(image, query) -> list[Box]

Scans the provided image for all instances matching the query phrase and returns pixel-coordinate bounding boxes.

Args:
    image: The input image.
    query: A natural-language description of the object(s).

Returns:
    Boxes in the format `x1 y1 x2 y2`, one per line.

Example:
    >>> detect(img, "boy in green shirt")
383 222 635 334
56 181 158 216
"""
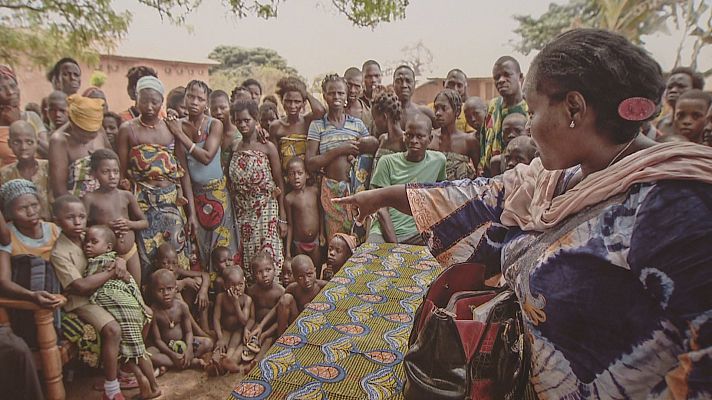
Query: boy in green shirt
368 113 446 244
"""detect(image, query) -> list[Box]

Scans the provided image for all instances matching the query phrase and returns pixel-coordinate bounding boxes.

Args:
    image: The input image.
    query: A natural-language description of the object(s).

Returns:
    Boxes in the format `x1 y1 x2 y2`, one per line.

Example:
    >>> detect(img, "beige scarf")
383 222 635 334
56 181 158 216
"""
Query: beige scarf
500 142 712 231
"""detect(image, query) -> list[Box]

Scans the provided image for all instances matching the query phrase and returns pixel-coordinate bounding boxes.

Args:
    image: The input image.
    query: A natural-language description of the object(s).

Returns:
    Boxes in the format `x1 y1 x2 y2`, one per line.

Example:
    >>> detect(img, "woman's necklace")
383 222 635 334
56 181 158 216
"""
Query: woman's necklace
138 117 158 129
606 137 637 169
192 114 206 139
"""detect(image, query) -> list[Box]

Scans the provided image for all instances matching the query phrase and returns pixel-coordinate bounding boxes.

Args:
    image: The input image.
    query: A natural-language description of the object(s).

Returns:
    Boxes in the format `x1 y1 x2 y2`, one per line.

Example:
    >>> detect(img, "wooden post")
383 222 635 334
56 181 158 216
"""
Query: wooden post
34 308 65 400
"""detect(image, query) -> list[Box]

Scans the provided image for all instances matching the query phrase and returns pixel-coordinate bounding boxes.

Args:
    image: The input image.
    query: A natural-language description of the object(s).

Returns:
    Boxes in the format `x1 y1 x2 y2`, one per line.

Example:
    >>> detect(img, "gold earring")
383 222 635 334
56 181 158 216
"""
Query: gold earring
569 120 575 129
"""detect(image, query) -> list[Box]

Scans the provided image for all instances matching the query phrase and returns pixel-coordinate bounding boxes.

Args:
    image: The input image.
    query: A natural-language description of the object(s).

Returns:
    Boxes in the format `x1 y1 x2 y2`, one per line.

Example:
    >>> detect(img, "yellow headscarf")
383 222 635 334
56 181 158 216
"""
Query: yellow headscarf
67 94 105 132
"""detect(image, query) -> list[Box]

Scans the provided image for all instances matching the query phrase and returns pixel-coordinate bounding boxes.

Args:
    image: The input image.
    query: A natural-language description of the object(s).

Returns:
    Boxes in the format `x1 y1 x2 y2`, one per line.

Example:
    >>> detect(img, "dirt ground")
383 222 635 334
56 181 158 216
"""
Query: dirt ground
64 368 244 400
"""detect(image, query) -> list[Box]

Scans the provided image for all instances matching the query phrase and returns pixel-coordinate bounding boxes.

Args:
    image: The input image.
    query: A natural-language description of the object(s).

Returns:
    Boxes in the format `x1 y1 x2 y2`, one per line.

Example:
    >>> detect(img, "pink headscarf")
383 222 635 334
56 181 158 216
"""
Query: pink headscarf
501 141 712 231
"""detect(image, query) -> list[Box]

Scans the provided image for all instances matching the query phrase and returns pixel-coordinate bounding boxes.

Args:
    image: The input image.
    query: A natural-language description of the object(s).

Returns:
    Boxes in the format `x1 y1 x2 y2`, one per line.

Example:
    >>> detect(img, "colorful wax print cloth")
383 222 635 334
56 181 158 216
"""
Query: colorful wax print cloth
127 143 184 183
67 155 99 198
61 312 102 368
478 97 527 171
231 243 443 400
278 134 307 172
85 251 150 361
320 152 373 242
405 175 712 399
186 119 240 271
134 182 192 280
444 151 476 180
129 143 191 278
229 149 283 283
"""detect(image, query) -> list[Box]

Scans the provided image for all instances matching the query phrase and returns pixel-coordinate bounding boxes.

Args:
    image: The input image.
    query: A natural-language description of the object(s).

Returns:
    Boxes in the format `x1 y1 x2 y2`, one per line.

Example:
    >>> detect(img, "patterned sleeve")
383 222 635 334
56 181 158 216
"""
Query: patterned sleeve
628 181 712 398
406 177 508 269
307 119 322 142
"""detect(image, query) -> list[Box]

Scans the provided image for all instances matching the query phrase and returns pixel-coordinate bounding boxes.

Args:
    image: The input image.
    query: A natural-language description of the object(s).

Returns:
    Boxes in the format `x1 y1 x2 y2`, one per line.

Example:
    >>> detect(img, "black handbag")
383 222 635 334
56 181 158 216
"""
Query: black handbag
403 262 534 400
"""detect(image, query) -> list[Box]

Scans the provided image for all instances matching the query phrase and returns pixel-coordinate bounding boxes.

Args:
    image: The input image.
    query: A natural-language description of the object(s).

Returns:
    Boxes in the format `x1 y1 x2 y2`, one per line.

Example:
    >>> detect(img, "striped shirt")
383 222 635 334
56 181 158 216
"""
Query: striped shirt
307 115 369 154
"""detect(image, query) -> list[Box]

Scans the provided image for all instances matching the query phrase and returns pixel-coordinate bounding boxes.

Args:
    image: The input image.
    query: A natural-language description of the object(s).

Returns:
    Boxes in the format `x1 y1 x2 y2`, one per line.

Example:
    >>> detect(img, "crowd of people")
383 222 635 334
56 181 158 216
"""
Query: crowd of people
0 27 711 399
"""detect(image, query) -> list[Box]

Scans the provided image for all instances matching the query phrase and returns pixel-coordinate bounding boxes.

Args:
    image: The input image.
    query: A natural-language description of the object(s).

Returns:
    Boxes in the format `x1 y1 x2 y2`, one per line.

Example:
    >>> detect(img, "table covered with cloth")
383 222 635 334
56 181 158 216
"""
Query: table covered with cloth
229 243 443 400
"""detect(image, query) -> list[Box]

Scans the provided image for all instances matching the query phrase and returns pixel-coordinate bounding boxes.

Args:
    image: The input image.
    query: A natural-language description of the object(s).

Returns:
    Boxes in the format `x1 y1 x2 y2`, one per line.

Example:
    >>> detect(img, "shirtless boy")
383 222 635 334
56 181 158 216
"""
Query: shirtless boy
84 148 147 287
245 252 285 352
213 267 253 364
155 242 210 333
147 269 214 371
277 255 327 335
285 157 322 267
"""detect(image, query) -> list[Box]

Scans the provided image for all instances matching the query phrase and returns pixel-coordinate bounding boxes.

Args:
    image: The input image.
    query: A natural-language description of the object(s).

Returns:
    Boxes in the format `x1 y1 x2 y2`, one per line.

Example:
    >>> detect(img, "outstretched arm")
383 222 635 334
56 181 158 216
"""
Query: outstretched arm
332 185 410 224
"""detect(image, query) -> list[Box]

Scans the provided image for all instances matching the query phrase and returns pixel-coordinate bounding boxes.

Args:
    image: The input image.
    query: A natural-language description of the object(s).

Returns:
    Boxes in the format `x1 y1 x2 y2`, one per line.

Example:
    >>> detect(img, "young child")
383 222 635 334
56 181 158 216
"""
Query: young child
0 121 52 221
259 102 279 134
280 258 294 288
102 112 122 152
284 157 322 267
213 267 253 365
500 136 538 173
209 245 233 294
83 225 160 400
245 252 285 355
321 233 357 280
147 269 214 371
83 148 148 287
155 242 210 333
489 112 528 176
277 255 327 335
463 96 487 134
673 89 711 143
46 90 68 131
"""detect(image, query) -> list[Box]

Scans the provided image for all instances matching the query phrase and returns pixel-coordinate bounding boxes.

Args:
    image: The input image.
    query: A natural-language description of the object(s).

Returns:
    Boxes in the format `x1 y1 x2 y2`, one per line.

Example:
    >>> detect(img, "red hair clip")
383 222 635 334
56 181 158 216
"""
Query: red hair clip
618 97 656 121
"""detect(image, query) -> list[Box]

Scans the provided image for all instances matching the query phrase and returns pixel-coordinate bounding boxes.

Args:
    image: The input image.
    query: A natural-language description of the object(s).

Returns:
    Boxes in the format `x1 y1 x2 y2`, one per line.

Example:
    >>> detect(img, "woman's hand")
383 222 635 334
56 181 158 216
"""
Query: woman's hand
332 190 379 224
165 114 182 137
32 291 63 309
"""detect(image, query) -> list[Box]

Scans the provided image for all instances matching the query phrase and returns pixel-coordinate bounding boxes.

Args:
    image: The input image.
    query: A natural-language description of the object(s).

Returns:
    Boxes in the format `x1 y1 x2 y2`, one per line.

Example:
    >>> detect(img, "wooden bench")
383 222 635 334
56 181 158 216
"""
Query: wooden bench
0 296 68 400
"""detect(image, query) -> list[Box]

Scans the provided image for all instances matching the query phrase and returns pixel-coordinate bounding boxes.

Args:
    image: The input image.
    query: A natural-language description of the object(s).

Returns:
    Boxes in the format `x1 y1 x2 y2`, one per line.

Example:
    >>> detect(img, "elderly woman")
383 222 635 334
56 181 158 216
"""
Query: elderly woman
117 76 195 279
0 65 48 163
48 94 108 199
337 29 712 398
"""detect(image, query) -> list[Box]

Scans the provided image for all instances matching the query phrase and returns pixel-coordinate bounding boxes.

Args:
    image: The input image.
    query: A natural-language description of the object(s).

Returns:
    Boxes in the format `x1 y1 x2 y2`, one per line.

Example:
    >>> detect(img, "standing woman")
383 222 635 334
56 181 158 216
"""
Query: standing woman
117 76 195 280
430 89 480 180
228 99 285 282
167 80 239 271
0 65 48 163
48 95 107 198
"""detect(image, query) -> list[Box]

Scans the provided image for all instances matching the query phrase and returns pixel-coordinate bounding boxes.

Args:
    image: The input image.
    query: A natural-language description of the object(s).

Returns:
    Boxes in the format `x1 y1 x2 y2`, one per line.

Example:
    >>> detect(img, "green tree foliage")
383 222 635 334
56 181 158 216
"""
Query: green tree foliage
208 45 300 95
513 0 686 53
512 0 599 55
0 0 408 68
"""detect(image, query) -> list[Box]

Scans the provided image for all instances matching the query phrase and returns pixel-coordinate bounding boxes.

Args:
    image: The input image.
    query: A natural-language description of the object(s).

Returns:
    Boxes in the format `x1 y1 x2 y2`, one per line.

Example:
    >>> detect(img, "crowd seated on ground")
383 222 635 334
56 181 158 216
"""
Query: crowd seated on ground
0 29 711 399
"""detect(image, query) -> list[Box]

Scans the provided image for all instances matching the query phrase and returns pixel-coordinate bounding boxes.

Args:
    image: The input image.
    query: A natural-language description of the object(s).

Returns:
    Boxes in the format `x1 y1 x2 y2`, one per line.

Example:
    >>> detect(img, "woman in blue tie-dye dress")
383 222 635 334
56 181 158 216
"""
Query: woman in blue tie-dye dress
336 29 712 399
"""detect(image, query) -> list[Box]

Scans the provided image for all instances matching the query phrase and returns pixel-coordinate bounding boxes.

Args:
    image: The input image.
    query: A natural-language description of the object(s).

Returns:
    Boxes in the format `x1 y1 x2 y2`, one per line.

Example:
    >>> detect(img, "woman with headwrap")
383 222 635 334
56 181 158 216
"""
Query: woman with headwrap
0 179 62 400
0 65 48 163
117 76 195 279
48 94 108 199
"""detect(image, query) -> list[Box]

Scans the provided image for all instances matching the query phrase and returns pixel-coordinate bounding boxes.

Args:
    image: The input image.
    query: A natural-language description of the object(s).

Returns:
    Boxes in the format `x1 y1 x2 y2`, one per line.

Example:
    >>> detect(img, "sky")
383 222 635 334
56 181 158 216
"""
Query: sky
114 0 711 83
